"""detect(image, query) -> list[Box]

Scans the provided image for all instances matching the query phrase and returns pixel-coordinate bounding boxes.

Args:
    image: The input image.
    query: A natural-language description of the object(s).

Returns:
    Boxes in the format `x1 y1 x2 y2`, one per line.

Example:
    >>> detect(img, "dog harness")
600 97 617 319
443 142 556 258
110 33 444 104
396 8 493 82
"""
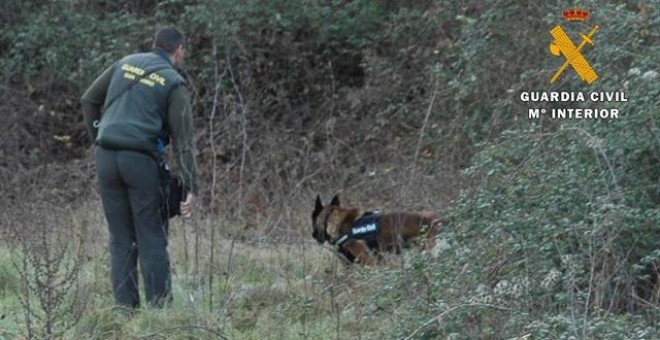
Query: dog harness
331 211 381 252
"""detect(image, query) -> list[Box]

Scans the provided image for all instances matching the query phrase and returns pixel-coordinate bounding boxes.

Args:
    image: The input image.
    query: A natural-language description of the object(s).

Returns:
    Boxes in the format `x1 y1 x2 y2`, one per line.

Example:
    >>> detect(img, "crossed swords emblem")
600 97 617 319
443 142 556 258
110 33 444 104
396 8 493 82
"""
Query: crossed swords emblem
549 25 599 84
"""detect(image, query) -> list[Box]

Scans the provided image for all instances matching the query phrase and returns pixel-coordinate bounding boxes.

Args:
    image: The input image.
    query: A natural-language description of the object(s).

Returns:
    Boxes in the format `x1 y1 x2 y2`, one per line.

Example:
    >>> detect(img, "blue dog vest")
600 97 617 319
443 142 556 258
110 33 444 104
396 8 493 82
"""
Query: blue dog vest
333 211 381 251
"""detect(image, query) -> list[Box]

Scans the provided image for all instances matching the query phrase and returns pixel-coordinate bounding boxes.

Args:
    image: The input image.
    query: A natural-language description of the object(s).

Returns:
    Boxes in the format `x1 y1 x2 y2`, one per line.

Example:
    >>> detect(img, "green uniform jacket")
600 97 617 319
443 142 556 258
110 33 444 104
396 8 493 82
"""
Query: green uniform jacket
81 49 198 194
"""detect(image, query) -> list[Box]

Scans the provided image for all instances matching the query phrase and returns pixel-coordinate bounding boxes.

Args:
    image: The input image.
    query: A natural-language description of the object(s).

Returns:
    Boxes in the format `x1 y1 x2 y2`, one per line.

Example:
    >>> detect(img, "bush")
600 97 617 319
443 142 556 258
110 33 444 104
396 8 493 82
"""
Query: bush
371 1 660 338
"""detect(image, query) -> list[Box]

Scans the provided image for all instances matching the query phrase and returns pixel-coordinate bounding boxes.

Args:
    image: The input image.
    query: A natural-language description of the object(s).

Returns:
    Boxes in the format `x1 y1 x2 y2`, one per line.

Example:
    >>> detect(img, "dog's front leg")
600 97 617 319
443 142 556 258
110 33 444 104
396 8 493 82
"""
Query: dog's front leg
343 240 376 265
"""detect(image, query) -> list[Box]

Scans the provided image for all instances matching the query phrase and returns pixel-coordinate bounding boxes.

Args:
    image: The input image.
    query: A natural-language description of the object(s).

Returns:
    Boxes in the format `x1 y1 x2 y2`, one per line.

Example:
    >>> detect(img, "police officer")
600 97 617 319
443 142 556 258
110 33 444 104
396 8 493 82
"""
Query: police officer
81 26 198 309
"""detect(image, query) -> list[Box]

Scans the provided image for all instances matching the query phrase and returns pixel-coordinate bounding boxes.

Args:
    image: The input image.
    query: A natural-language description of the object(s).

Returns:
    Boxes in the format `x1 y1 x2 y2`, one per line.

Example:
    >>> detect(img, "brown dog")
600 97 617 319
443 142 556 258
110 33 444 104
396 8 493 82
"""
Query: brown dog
311 194 440 265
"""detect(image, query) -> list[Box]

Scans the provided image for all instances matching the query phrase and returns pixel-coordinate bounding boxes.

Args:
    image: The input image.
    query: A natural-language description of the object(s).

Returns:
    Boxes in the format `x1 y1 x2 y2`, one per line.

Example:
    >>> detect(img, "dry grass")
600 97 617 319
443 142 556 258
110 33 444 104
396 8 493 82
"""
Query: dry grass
0 124 459 338
0 196 443 339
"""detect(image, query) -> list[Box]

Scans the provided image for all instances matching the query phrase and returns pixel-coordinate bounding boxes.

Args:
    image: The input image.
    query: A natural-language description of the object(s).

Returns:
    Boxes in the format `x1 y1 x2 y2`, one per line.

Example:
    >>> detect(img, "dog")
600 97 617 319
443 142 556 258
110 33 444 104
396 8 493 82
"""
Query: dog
311 194 440 265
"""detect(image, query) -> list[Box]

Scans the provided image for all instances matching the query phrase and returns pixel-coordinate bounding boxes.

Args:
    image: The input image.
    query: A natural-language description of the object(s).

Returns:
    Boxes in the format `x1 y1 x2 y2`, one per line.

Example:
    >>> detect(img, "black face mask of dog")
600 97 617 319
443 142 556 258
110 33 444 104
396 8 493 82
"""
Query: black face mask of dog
311 194 340 244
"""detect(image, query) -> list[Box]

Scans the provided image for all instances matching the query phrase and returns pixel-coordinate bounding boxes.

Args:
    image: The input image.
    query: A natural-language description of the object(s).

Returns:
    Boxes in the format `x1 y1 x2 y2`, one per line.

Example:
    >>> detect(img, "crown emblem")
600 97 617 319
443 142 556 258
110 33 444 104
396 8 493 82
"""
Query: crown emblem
563 7 589 22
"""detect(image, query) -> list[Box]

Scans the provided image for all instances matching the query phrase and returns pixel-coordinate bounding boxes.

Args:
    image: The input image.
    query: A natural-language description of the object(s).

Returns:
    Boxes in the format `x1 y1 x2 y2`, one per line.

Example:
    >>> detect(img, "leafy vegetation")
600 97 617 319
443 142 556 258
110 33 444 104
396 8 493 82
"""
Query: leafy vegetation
0 0 658 338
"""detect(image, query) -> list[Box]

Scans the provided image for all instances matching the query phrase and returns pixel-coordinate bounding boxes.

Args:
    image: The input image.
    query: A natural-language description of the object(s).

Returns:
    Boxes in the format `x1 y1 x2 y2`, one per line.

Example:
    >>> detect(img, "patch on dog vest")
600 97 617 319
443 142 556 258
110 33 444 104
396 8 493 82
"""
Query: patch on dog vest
334 211 381 250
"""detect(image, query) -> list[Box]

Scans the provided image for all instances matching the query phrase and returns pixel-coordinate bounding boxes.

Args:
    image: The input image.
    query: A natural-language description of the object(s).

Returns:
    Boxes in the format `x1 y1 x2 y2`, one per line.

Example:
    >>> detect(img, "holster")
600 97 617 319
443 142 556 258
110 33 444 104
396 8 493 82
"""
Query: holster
158 161 187 219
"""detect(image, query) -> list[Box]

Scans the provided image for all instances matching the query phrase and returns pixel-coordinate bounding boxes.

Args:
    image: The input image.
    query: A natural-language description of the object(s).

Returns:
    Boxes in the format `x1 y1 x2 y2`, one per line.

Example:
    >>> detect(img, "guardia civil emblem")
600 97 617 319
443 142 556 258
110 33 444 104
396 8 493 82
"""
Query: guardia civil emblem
549 7 599 84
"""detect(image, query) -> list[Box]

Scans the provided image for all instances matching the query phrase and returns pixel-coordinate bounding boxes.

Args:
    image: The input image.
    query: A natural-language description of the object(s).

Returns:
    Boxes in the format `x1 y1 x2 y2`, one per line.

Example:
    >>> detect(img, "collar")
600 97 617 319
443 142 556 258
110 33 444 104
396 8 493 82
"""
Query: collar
153 48 174 66
331 234 350 247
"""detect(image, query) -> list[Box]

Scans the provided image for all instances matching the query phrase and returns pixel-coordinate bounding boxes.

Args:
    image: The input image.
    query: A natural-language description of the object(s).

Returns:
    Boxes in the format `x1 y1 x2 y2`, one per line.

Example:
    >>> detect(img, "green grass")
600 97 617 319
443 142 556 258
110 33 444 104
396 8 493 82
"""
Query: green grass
3 205 658 339
0 247 22 340
0 208 401 339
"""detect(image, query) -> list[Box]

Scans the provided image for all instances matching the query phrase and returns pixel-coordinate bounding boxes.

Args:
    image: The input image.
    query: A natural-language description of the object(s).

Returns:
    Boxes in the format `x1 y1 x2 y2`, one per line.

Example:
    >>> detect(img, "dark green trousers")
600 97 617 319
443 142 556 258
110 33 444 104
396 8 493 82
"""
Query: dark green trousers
95 146 171 308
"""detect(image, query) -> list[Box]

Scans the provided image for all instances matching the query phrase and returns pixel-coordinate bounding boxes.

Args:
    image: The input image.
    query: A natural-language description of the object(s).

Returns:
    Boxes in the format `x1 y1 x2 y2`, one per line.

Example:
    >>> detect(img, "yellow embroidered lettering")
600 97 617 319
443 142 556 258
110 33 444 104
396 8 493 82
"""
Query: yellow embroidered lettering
139 78 155 87
120 63 145 76
148 73 166 86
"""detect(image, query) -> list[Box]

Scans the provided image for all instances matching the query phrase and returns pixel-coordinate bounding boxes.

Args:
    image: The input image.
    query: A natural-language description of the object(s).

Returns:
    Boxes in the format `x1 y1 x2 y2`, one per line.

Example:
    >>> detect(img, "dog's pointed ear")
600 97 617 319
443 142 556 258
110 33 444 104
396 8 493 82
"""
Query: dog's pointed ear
314 195 323 213
330 194 340 207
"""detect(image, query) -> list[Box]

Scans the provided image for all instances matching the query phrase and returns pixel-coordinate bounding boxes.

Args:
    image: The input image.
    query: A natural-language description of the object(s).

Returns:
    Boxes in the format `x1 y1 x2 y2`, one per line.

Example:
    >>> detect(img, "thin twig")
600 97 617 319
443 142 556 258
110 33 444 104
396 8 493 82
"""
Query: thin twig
412 78 441 174
225 51 249 220
208 41 221 312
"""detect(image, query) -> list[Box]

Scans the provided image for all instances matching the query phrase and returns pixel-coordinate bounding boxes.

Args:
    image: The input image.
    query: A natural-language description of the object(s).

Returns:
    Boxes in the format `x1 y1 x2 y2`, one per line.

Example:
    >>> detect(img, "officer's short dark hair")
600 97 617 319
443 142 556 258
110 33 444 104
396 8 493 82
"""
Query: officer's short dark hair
153 26 185 54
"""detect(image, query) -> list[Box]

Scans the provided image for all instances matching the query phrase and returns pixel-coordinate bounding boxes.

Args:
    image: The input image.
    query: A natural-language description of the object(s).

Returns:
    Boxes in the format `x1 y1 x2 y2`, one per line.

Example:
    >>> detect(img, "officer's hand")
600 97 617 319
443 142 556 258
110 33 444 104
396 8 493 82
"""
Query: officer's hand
181 193 196 218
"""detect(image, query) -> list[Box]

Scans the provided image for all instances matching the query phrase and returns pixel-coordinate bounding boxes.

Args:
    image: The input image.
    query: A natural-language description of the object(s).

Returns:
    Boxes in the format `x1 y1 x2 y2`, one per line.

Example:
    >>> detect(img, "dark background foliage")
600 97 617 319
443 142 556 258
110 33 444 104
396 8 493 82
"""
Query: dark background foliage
0 0 658 337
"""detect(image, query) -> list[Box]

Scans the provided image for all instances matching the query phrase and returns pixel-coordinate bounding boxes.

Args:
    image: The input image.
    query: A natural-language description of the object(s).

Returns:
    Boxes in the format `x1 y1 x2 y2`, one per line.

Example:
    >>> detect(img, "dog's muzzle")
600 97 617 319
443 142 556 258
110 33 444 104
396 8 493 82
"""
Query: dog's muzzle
312 230 323 244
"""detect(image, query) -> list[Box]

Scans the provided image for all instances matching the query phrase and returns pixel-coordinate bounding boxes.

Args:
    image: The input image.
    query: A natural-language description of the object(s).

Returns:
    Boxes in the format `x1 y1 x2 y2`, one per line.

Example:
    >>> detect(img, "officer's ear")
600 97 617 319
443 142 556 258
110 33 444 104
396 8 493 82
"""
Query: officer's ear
174 44 185 65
